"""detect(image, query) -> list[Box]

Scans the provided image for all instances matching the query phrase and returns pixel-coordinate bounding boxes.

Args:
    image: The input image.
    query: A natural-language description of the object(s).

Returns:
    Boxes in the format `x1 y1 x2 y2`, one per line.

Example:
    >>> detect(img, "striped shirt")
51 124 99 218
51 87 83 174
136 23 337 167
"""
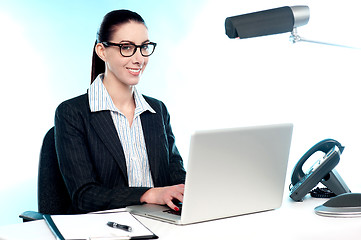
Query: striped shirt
88 74 155 187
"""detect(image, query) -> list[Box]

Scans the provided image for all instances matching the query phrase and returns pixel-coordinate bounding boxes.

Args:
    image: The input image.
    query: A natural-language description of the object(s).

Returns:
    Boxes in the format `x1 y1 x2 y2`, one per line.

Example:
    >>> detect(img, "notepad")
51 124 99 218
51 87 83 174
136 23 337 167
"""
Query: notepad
44 211 158 240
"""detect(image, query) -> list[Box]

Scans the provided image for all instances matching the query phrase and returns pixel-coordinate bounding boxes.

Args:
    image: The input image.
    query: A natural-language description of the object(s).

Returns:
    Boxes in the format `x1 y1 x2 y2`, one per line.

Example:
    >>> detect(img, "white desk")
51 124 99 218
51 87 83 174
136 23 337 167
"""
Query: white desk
1 196 361 240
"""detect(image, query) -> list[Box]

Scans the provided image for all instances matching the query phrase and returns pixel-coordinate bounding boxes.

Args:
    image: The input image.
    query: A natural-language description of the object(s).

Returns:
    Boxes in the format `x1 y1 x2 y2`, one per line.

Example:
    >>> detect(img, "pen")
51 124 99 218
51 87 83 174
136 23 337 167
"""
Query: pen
107 221 133 232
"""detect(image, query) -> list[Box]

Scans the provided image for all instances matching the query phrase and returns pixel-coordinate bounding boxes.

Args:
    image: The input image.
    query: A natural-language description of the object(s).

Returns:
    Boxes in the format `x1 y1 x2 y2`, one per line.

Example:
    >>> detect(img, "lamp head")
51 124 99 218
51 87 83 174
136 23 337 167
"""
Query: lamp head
225 6 310 39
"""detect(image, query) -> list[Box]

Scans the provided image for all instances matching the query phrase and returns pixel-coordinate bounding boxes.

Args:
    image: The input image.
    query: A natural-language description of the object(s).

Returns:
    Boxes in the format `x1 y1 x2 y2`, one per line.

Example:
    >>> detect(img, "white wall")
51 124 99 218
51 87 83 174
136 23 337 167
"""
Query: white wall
0 0 360 226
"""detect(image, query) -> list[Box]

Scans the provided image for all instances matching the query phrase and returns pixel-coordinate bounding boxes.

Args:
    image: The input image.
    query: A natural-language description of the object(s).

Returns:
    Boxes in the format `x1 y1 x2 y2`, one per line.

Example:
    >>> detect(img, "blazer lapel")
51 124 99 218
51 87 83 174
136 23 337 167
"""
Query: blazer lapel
141 111 160 184
90 110 128 181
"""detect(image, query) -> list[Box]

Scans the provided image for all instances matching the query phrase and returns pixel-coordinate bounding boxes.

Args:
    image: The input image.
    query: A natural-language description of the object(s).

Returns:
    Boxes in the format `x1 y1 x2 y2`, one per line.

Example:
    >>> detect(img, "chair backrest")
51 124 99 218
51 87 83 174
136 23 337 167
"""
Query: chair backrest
37 127 72 214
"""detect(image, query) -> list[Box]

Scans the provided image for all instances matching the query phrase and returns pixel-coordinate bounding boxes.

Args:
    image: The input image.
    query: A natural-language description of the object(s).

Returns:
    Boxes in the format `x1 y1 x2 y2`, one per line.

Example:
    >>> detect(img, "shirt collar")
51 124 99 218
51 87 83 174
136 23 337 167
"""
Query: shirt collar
88 74 156 115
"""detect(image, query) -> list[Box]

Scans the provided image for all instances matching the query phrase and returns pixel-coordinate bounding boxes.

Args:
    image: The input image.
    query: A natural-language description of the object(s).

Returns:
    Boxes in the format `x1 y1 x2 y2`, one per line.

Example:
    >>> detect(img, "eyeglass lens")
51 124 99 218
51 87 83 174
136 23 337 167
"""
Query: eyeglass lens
120 44 155 57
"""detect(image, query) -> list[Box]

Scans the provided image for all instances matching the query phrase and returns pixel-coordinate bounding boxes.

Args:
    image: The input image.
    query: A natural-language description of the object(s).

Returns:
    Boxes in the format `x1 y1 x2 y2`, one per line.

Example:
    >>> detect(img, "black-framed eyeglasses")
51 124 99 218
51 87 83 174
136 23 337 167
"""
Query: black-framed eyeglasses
102 42 157 57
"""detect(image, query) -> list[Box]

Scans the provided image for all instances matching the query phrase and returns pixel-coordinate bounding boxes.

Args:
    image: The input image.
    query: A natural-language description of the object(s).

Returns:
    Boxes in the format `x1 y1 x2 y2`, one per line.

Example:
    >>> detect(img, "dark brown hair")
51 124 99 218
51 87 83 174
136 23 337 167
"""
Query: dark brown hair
90 10 146 83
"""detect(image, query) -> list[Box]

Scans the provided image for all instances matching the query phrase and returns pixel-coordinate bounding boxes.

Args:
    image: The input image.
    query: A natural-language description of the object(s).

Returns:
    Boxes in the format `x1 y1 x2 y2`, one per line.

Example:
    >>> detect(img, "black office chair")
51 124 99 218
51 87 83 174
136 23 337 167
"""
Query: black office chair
19 127 72 221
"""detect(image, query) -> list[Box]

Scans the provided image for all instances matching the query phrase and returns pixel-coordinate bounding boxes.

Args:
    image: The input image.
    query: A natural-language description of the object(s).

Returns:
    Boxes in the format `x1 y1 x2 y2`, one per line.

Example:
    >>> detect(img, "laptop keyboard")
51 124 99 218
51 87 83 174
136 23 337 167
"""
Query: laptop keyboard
163 200 182 216
163 209 182 216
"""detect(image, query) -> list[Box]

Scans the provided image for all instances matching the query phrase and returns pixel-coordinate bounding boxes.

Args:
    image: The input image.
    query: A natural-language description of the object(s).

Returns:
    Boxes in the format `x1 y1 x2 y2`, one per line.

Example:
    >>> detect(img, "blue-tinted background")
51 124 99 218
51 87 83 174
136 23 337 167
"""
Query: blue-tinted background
1 0 360 226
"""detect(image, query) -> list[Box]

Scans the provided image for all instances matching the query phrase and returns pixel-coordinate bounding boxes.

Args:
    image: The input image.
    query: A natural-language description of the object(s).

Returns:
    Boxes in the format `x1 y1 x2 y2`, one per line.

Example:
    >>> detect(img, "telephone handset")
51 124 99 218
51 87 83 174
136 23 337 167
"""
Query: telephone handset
289 139 351 201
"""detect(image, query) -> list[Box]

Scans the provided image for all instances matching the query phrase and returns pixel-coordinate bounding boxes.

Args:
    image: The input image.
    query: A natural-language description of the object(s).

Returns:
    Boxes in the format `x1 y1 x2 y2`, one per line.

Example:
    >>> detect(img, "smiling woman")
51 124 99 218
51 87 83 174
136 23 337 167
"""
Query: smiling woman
0 0 207 226
54 9 186 214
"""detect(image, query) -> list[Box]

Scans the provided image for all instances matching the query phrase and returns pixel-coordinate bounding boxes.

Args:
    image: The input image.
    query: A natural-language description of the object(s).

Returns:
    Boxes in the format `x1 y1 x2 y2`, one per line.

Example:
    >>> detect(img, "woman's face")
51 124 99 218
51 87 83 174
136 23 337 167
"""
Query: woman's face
99 21 150 87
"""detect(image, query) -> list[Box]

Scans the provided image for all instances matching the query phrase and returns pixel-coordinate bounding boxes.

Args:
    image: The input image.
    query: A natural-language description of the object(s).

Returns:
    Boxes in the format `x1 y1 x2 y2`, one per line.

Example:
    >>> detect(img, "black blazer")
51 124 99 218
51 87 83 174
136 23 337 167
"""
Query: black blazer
55 93 186 213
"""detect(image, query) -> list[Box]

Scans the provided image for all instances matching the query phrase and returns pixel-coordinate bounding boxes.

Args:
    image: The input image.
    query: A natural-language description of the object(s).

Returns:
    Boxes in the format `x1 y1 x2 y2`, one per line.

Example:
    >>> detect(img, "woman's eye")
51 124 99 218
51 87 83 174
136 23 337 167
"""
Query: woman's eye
141 44 149 50
121 45 134 51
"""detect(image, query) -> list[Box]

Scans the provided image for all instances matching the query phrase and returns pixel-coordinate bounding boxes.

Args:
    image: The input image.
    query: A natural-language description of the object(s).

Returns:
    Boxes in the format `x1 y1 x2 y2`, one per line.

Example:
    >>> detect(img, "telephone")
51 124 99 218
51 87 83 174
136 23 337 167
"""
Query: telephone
289 139 351 201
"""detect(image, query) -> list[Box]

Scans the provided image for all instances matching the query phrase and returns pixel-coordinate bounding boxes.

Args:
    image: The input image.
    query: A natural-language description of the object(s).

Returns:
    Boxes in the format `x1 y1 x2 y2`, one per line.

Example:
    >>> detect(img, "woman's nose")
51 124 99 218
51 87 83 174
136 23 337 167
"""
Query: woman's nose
132 48 145 64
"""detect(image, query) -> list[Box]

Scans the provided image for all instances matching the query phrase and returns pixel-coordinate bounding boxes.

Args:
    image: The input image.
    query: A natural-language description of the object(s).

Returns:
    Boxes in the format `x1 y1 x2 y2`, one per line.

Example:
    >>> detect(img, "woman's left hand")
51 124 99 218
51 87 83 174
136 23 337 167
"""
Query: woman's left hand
140 184 185 211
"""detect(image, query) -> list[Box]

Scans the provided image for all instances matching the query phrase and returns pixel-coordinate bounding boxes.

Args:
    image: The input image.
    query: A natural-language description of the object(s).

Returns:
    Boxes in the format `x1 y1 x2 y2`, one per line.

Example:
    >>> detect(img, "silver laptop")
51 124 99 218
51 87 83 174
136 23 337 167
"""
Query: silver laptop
127 123 293 225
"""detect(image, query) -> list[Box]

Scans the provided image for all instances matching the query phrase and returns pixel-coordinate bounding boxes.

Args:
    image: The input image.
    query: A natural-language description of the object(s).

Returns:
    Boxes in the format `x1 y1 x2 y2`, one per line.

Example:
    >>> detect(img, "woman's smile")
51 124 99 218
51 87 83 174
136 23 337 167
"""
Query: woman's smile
127 67 142 76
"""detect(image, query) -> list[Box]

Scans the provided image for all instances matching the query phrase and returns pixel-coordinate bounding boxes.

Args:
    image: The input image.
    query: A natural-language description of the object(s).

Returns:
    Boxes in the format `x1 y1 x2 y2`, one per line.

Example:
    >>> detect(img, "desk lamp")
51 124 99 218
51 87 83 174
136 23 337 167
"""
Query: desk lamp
225 5 358 49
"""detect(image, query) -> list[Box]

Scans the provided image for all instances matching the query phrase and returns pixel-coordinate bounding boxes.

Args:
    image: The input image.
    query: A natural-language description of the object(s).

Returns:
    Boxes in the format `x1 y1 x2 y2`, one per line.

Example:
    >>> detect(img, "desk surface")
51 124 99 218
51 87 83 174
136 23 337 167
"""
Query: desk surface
1 197 361 240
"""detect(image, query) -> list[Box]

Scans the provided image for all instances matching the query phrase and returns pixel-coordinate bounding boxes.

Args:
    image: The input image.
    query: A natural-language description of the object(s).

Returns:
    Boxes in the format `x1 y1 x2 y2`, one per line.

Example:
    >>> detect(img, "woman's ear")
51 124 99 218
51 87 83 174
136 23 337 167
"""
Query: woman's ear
95 43 107 62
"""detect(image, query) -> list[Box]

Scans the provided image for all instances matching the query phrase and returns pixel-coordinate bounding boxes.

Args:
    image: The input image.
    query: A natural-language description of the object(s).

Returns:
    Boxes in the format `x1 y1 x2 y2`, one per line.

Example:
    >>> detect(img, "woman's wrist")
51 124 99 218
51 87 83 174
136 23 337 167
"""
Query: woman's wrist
140 188 155 203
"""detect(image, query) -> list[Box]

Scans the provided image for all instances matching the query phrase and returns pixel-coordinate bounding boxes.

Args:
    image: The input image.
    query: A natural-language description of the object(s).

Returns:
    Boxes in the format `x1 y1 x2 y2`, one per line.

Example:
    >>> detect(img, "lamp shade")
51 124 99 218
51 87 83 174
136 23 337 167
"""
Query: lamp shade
225 6 310 39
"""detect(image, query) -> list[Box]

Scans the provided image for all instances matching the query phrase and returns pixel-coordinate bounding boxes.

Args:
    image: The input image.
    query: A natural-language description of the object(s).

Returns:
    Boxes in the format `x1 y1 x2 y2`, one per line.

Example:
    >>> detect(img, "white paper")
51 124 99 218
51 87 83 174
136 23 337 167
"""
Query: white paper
50 211 155 239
